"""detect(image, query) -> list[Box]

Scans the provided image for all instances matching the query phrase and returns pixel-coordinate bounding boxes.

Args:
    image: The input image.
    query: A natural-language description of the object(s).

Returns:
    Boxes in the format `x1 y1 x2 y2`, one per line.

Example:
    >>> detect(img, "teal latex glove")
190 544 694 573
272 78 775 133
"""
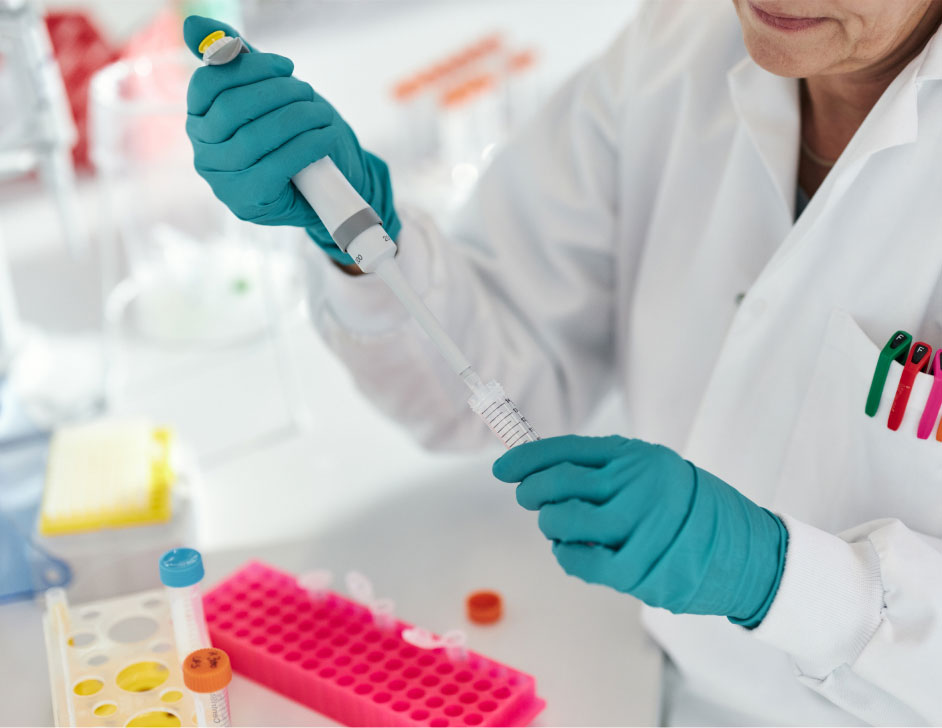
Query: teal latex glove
493 435 787 627
182 15 400 265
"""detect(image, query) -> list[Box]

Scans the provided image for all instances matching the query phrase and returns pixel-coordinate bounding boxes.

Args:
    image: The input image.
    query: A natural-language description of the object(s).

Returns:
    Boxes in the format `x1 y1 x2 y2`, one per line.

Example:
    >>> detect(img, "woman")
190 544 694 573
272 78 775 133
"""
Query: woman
183 1 942 722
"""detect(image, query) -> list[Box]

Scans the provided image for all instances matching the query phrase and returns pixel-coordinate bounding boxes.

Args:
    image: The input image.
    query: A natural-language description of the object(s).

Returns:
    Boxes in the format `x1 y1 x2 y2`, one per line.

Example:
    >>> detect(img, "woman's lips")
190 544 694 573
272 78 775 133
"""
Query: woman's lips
749 3 828 31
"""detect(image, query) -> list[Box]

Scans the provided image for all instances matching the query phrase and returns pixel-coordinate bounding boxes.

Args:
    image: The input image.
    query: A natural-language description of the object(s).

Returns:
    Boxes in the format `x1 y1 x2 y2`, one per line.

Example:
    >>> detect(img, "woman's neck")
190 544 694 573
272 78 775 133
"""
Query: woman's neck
799 1 942 195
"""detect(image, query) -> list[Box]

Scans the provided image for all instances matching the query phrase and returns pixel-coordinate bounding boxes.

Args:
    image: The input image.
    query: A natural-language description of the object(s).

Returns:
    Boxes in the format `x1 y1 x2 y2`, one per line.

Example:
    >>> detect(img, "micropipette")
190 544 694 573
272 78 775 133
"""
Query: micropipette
200 32 540 449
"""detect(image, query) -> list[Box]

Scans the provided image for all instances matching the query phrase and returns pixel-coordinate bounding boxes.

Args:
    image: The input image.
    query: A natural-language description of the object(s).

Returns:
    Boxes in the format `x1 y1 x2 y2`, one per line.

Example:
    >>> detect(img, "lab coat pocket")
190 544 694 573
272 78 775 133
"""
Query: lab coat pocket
772 309 942 538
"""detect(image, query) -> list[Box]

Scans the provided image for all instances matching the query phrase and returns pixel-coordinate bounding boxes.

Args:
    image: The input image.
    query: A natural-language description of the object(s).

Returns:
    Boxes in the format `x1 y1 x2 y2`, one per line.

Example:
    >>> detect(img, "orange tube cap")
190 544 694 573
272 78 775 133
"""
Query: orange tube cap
183 648 232 693
466 590 503 625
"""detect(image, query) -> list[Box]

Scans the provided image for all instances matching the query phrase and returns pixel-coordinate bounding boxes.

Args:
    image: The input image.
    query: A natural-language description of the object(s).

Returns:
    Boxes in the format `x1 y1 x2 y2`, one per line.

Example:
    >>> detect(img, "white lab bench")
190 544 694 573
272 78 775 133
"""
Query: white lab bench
0 453 663 726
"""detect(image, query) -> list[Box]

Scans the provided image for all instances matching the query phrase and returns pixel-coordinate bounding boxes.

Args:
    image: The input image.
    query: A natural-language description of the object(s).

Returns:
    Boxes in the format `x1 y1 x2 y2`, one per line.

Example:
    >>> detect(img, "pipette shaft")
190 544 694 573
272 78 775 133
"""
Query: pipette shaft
295 160 541 447
293 159 474 377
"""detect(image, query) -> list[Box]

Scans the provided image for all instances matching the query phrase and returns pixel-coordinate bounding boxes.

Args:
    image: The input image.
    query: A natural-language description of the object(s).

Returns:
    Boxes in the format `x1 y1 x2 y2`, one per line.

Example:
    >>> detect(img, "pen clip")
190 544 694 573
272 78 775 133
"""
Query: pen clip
887 341 932 431
865 330 912 417
909 342 933 373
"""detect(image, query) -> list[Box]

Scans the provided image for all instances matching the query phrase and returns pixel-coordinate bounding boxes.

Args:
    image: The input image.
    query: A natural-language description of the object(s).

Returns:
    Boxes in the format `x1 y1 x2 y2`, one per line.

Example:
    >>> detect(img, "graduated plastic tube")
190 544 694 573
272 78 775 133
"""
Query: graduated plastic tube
183 647 233 727
159 548 212 659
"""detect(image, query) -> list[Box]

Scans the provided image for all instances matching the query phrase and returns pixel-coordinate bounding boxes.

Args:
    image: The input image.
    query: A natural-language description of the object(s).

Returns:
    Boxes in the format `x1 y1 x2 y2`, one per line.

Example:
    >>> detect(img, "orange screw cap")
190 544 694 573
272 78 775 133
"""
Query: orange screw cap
183 648 232 693
467 590 502 624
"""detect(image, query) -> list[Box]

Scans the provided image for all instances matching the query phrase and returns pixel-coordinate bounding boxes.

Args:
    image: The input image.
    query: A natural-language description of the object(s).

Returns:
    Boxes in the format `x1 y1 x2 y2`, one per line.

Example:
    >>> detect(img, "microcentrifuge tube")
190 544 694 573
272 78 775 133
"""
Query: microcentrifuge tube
402 627 468 662
297 569 333 601
345 571 396 629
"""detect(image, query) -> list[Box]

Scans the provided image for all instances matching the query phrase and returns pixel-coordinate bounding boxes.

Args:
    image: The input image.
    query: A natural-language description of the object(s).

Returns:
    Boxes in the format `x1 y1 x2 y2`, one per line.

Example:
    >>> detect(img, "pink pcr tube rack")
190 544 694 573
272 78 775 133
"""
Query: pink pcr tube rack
202 561 546 727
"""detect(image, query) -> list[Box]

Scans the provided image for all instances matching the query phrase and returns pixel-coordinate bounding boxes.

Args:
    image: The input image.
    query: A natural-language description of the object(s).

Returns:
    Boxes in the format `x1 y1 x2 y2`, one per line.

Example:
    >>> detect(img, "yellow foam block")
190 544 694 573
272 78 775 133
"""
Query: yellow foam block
39 419 175 536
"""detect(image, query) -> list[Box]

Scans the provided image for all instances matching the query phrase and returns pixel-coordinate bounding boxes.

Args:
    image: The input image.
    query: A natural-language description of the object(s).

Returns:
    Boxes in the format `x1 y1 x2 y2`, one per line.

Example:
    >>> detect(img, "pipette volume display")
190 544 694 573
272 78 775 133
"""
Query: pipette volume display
200 31 540 449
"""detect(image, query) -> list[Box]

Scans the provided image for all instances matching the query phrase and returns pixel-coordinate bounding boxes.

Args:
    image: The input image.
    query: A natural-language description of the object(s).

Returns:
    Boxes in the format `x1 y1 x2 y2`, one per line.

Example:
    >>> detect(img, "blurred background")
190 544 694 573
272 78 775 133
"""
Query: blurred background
0 0 639 596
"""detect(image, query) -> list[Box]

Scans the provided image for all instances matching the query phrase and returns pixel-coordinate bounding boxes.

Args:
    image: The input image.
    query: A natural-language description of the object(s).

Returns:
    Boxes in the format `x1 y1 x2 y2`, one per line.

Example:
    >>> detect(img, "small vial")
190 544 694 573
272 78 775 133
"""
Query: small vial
183 648 232 727
160 548 211 659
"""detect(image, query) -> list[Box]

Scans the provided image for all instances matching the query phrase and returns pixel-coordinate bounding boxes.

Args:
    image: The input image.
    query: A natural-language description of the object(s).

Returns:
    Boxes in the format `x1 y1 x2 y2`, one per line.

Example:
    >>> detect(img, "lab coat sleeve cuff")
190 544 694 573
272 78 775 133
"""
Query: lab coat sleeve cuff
749 514 886 679
319 208 433 335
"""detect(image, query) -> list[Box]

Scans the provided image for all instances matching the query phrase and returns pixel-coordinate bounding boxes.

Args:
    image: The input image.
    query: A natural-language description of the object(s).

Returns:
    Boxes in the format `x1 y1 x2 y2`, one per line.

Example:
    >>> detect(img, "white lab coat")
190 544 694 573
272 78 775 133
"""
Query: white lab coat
311 1 942 723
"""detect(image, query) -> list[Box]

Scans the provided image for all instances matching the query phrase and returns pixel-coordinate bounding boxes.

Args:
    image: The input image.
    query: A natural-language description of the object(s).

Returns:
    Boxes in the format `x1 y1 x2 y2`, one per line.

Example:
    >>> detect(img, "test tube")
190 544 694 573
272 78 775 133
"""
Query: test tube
159 548 211 659
183 648 232 727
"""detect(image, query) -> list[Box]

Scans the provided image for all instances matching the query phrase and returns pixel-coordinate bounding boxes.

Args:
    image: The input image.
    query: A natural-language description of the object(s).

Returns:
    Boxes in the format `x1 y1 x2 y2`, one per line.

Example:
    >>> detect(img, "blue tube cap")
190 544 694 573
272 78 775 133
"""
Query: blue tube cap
159 548 204 588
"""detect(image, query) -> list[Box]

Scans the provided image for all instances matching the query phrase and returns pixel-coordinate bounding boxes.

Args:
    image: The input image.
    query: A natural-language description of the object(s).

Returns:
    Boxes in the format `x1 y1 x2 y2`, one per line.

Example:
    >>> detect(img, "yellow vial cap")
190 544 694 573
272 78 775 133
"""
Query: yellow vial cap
198 30 226 54
183 648 232 693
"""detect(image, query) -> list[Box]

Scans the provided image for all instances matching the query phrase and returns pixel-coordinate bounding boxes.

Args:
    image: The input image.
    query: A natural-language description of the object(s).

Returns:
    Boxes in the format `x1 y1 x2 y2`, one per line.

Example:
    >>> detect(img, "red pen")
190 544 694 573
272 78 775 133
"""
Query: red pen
888 341 932 431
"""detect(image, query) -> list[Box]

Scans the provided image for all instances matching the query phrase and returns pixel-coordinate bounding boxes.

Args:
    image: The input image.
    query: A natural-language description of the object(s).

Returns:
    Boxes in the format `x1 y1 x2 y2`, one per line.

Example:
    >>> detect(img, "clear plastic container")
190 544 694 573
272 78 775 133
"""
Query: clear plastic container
88 51 310 463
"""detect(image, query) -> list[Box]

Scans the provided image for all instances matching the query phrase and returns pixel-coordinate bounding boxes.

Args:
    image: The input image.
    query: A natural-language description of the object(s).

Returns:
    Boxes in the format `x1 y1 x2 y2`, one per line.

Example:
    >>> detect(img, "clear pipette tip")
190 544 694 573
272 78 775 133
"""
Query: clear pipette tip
462 369 539 448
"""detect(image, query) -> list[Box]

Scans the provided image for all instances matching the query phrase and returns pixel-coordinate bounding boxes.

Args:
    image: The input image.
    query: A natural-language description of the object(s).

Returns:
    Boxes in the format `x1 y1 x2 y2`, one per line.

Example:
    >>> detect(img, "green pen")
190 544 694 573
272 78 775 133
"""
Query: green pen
865 330 912 416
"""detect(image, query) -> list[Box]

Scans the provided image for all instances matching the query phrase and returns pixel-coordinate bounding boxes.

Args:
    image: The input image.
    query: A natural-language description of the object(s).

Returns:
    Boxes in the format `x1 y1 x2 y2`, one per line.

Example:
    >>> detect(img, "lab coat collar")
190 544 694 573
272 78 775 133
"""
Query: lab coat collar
726 58 799 220
727 24 942 215
839 24 942 167
916 22 942 81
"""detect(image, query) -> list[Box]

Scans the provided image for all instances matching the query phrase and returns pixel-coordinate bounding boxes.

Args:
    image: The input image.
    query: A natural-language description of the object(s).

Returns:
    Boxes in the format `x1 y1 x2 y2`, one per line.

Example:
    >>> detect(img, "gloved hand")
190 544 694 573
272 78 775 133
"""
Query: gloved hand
182 15 400 265
493 435 788 627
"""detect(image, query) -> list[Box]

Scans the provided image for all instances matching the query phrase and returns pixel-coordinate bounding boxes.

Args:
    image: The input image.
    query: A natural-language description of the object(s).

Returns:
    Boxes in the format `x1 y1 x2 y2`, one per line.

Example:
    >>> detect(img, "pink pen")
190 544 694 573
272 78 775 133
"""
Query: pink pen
917 350 942 439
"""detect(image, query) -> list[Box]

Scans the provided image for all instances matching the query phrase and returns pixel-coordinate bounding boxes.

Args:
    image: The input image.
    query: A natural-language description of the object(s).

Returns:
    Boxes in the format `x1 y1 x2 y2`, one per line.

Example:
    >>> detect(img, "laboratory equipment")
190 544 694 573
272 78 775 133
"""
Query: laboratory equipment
0 227 22 374
183 648 233 728
42 586 199 727
202 560 546 727
0 0 87 255
345 570 397 630
0 4 106 428
401 627 468 663
34 419 200 603
160 548 212 659
89 48 310 464
297 569 334 601
39 419 174 536
465 591 502 625
0 507 70 603
200 31 540 450
300 158 539 449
